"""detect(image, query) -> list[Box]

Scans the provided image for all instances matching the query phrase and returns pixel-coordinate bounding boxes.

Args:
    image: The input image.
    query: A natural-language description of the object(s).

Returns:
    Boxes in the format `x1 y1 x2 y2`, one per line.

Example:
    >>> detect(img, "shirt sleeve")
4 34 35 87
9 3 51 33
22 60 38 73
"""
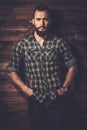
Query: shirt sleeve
58 39 77 69
5 41 23 73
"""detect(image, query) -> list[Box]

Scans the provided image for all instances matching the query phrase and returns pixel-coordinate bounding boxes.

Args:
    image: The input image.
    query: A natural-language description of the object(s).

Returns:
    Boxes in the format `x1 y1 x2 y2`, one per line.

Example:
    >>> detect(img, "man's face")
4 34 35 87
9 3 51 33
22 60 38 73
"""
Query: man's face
32 10 51 36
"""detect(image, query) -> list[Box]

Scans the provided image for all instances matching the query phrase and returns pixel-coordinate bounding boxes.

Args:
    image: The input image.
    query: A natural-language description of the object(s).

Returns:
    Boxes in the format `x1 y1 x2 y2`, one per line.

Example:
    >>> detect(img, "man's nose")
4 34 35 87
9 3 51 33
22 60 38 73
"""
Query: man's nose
40 19 44 26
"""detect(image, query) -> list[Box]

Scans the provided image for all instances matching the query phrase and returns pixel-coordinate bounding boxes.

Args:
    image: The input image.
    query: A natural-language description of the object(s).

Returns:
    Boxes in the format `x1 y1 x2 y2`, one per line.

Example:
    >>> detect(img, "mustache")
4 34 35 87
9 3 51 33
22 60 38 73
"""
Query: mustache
37 26 47 29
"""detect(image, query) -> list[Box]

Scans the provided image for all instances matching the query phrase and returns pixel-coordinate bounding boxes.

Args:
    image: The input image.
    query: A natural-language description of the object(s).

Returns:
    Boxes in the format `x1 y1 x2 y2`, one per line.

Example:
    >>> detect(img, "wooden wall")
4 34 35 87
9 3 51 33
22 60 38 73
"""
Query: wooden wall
0 0 87 130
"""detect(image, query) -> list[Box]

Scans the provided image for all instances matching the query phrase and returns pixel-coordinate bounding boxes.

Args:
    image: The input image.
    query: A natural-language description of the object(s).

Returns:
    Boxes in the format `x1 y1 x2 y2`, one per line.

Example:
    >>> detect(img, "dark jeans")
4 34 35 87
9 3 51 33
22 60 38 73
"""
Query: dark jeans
27 93 78 130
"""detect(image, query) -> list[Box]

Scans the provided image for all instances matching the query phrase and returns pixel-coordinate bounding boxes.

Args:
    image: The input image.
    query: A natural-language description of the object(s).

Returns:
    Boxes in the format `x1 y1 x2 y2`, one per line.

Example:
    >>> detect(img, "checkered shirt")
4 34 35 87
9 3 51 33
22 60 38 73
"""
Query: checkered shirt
6 34 77 103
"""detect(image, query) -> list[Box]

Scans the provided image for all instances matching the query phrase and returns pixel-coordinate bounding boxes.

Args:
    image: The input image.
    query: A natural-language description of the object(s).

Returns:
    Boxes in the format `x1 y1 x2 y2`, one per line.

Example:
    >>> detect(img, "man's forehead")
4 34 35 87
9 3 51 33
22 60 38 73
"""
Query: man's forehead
34 10 50 18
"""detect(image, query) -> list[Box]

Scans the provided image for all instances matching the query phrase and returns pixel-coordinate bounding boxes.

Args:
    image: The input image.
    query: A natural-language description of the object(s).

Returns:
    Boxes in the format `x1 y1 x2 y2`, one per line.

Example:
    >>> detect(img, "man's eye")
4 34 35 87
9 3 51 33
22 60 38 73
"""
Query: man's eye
36 18 41 21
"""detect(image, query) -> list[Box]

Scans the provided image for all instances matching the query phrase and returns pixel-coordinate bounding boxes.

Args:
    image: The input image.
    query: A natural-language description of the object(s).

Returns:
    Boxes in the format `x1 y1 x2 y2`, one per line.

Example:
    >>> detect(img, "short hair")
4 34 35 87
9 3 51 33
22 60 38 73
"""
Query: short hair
32 4 51 18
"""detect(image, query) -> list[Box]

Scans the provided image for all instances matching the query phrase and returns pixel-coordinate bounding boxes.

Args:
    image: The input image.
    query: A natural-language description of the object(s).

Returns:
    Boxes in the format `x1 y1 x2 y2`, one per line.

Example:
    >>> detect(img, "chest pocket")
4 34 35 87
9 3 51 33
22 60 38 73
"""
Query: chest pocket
25 48 41 62
46 47 58 61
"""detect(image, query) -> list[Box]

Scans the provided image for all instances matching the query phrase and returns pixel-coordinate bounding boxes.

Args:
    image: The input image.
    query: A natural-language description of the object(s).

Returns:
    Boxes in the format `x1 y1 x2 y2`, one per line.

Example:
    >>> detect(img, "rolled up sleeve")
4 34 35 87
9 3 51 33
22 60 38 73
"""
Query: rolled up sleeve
5 42 23 73
59 39 77 69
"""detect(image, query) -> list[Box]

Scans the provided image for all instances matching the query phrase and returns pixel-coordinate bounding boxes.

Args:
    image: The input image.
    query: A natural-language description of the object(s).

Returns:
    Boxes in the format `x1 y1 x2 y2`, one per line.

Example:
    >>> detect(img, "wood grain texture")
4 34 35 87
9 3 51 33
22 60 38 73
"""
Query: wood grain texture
0 0 87 130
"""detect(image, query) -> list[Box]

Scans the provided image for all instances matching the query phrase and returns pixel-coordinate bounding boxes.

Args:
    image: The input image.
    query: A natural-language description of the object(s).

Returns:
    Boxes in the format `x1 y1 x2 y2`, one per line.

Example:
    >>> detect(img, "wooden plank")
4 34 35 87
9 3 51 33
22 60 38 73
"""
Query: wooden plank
0 1 87 130
0 81 20 92
0 30 28 41
0 5 86 20
0 0 86 9
0 52 12 60
0 19 30 26
0 41 16 52
0 0 74 5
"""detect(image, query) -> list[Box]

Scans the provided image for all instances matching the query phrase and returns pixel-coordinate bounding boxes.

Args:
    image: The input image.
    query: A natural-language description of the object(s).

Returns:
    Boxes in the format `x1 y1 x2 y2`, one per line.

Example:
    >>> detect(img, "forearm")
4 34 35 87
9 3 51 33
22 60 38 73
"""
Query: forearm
57 67 77 95
7 72 33 96
62 67 77 88
7 72 25 89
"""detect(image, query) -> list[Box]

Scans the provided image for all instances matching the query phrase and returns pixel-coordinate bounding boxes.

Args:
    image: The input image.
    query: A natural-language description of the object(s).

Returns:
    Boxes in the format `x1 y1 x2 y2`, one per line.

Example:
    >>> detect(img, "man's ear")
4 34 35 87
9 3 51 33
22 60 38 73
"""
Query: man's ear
31 19 34 25
29 19 34 24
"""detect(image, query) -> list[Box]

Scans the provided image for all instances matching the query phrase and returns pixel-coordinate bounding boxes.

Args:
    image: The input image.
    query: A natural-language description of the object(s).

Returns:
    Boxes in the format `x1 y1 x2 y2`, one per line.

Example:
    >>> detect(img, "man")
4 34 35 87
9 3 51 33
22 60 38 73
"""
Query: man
6 5 77 130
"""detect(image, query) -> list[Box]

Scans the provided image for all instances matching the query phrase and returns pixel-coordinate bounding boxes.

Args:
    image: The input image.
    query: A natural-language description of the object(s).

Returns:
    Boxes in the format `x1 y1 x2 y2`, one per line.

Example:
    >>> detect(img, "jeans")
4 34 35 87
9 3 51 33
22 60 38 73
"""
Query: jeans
27 93 78 130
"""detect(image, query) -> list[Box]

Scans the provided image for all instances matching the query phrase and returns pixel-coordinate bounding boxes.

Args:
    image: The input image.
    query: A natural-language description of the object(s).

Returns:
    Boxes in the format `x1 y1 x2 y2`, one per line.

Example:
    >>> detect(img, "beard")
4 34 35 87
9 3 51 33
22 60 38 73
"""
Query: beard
35 27 49 37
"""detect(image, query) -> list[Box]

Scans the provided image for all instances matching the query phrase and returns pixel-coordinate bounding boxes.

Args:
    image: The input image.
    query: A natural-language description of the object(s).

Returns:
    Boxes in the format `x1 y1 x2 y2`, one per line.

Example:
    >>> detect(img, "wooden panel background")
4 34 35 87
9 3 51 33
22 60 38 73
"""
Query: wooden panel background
0 0 87 130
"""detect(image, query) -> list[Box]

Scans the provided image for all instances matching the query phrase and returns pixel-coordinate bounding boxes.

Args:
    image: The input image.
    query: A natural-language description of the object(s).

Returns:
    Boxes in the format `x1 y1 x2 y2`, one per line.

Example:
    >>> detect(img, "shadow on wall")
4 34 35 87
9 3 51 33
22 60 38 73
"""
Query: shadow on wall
50 9 84 130
50 9 63 36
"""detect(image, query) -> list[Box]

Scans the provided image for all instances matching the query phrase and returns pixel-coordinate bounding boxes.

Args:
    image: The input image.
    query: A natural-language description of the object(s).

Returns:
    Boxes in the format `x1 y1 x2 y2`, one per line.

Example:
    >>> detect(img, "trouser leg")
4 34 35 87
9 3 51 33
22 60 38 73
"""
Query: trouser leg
47 94 67 130
27 93 79 130
27 96 48 130
27 95 66 130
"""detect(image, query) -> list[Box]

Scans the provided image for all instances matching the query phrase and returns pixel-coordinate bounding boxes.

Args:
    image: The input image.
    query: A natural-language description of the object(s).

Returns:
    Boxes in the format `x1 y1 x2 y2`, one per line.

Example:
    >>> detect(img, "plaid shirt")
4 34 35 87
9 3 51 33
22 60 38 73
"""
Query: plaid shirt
6 34 77 103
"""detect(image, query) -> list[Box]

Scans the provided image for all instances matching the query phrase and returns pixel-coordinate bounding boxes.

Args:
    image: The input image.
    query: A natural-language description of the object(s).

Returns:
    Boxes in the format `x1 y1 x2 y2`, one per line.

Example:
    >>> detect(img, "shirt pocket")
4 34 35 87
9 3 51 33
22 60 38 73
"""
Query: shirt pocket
46 48 58 61
25 48 40 62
